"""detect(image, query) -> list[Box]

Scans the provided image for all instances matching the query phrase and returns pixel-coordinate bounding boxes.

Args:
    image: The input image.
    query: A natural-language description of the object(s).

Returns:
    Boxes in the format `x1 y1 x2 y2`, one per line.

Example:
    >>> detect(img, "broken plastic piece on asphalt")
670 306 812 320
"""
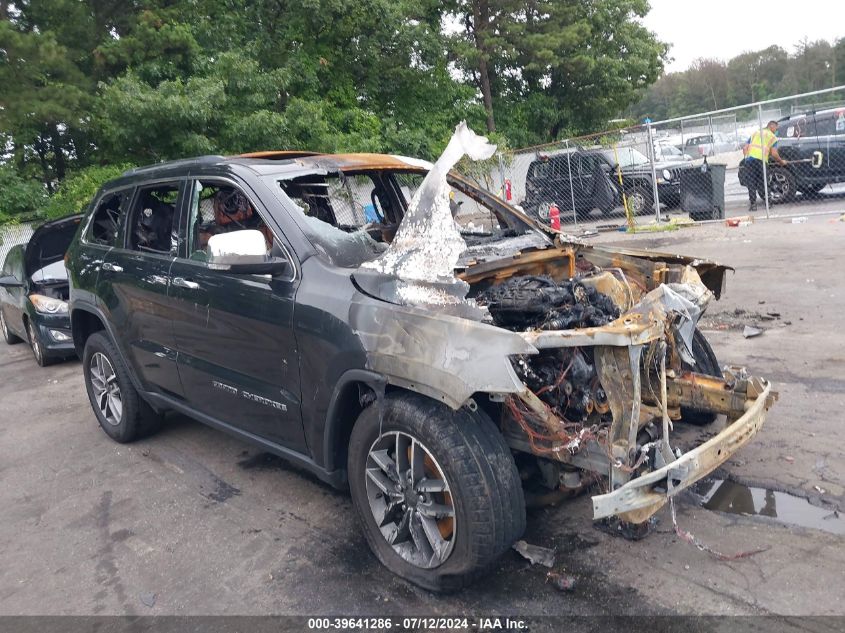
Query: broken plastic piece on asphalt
791 217 807 224
742 325 763 338
813 485 826 494
140 592 156 607
512 540 555 567
784 455 795 463
546 571 576 592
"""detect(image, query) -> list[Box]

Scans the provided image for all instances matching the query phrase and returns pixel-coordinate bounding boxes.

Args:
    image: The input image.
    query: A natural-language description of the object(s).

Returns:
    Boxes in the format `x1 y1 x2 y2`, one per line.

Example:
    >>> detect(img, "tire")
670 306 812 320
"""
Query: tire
1 310 22 344
26 320 53 367
624 185 653 216
83 331 162 443
762 167 795 204
680 328 721 426
347 392 525 592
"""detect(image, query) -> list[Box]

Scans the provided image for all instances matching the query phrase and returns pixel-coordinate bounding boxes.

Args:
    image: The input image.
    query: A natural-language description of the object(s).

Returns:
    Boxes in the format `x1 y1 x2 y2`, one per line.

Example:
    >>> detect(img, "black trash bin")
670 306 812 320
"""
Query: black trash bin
680 163 726 221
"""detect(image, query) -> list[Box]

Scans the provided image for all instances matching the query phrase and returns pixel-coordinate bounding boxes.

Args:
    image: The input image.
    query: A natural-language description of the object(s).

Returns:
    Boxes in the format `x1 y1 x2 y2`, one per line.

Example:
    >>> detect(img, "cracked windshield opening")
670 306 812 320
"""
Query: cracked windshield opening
270 170 545 268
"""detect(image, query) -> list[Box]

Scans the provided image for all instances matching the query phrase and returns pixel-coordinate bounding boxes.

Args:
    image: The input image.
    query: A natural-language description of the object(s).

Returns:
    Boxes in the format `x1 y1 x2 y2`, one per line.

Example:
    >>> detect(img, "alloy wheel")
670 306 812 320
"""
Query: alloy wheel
89 352 123 426
768 171 790 203
628 191 646 214
27 322 43 364
364 431 456 569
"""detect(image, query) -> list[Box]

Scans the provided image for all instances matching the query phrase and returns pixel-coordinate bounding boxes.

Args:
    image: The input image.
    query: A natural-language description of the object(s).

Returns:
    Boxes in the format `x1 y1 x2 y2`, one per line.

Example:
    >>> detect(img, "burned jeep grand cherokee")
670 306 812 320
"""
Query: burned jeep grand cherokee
66 124 775 592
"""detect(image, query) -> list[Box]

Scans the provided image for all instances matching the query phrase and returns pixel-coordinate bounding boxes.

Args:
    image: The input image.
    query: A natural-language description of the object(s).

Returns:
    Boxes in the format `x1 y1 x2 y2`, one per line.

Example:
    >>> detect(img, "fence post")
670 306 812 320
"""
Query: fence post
646 120 661 222
758 104 770 218
564 140 578 228
497 152 507 199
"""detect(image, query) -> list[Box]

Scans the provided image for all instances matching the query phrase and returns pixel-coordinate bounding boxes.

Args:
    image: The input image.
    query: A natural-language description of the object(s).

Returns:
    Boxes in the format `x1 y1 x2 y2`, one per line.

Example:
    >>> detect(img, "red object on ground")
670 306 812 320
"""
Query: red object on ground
504 178 512 201
549 203 561 230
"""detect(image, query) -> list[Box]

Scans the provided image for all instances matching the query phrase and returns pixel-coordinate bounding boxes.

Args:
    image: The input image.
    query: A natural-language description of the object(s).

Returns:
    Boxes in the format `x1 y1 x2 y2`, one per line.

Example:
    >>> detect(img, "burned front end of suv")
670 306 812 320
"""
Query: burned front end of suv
353 236 775 525
334 137 775 528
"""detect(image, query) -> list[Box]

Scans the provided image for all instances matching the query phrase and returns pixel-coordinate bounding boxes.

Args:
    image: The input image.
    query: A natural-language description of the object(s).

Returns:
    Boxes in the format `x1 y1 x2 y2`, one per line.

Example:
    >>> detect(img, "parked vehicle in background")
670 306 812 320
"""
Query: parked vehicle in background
654 143 693 162
0 215 80 366
682 133 737 157
752 107 845 203
523 147 693 221
65 148 774 592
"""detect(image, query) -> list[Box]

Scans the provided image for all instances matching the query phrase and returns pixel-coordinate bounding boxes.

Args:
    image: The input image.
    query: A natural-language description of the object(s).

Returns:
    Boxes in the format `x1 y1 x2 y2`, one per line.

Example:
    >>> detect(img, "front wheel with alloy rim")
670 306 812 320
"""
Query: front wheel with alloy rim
1 310 22 344
624 185 652 216
83 331 162 442
348 393 525 592
27 321 52 366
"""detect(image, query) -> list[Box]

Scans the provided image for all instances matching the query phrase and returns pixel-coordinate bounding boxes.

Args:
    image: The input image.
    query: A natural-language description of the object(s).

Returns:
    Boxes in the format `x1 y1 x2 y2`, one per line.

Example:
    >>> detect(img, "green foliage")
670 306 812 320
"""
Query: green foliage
1 0 671 206
631 39 845 120
41 164 134 220
0 166 47 224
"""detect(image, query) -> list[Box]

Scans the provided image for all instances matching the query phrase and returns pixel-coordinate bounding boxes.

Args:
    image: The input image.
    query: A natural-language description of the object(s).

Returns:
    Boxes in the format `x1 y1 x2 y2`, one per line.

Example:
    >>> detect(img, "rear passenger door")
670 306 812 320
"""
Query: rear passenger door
167 178 306 451
98 181 184 397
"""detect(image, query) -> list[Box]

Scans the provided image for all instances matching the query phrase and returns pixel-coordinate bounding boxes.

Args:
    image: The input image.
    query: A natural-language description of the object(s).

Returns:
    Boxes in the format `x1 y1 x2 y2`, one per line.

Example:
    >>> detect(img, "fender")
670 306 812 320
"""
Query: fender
321 368 388 475
70 300 146 395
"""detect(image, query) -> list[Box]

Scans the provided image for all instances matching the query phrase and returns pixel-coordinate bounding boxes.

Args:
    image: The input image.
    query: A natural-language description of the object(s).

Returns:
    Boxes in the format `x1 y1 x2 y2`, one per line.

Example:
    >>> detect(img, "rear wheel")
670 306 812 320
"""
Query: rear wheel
763 167 796 204
680 328 721 426
1 310 22 344
348 392 525 592
83 332 162 442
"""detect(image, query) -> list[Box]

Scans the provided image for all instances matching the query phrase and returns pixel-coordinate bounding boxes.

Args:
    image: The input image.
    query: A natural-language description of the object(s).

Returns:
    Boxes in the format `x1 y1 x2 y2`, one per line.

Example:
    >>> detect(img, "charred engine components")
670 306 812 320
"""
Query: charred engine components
514 348 601 423
477 275 620 331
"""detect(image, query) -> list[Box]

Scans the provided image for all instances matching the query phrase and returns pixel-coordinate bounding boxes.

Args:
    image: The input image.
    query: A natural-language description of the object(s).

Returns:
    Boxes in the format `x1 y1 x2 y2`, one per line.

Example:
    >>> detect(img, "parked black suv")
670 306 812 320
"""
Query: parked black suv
522 147 692 222
744 107 845 203
66 146 774 591
0 215 80 365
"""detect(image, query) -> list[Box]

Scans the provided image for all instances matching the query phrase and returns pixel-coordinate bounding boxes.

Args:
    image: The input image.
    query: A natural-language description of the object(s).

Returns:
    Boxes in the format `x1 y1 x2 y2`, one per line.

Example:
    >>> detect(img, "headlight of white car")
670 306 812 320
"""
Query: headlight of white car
662 169 672 181
29 294 68 314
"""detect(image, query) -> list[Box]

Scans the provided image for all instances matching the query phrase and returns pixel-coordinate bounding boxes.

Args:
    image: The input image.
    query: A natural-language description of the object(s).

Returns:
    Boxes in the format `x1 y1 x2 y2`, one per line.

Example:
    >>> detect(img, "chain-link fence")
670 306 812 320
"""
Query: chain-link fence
487 86 845 232
0 222 35 266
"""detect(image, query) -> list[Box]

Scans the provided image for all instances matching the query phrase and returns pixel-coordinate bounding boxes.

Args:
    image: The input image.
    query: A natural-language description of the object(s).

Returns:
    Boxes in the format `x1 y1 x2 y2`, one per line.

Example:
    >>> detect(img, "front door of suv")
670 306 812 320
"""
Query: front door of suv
98 181 184 397
168 178 306 451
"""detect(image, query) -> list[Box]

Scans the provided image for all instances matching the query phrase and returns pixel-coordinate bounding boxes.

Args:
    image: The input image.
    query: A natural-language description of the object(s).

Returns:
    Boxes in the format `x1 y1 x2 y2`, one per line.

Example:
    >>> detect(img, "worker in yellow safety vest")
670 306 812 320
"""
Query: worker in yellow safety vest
742 121 787 211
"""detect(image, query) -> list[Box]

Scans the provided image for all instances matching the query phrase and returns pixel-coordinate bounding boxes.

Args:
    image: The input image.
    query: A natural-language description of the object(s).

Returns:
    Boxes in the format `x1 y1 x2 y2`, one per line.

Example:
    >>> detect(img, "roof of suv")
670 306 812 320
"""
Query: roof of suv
779 106 845 122
120 152 433 179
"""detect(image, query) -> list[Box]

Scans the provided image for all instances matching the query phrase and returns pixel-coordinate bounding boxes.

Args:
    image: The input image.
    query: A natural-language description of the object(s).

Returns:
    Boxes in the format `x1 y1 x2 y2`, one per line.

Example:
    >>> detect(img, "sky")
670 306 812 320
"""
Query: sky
642 0 845 73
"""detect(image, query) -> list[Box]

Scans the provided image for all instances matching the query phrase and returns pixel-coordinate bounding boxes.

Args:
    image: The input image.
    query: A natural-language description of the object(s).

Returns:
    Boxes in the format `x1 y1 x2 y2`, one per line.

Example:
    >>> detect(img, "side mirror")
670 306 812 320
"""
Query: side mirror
0 274 23 288
207 230 290 276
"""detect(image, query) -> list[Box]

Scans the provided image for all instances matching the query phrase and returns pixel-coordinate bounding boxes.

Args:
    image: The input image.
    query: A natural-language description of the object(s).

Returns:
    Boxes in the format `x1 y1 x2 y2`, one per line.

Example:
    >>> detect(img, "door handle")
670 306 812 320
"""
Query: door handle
102 262 123 273
172 277 200 290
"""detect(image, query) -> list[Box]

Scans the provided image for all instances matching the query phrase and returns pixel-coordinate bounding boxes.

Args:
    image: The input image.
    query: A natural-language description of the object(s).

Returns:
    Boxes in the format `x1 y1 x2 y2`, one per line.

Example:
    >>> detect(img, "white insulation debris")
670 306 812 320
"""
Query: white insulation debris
362 121 495 306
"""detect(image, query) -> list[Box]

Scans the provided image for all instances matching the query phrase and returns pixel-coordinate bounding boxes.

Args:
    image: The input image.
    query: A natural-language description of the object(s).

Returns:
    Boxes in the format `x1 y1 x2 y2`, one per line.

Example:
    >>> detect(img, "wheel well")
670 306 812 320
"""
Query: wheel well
328 382 416 475
71 309 105 357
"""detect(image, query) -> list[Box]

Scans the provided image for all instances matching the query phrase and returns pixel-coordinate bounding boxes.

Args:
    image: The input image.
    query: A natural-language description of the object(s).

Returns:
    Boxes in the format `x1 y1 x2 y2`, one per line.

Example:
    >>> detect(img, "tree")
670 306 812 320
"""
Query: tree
444 0 667 145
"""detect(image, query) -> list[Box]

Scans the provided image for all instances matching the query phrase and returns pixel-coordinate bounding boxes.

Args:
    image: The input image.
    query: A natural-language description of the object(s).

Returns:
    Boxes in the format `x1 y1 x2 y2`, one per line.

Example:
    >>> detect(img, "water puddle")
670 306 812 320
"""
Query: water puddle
699 479 844 535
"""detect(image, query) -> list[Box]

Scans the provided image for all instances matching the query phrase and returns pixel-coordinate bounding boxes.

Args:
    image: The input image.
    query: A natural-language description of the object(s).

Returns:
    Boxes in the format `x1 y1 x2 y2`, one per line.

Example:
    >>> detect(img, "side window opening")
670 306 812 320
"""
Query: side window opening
128 183 180 254
87 191 130 246
186 180 274 262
